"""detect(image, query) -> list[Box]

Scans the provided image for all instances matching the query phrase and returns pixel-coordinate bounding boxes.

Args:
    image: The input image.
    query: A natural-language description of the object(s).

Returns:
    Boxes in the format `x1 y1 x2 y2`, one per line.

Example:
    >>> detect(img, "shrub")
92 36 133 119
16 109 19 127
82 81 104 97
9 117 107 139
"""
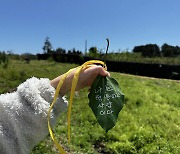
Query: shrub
0 51 9 68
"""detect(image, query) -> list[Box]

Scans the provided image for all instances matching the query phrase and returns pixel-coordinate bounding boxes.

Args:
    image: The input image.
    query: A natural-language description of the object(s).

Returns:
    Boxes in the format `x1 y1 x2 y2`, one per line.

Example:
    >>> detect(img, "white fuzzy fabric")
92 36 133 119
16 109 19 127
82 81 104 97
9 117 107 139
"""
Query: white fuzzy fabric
0 77 68 154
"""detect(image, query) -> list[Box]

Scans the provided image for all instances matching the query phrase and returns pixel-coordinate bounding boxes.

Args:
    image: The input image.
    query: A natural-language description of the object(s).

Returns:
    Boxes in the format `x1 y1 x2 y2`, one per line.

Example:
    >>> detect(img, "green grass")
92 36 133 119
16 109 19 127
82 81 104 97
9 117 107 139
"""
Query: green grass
0 60 77 93
97 52 180 65
0 60 180 154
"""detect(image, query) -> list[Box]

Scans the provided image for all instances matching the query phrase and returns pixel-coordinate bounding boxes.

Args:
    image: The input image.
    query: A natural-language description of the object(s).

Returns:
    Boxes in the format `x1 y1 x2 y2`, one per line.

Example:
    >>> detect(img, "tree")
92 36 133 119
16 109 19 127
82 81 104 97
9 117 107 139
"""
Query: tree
89 47 98 54
56 48 66 54
142 44 161 57
88 46 99 58
42 37 53 53
133 44 160 57
161 43 180 57
133 45 144 53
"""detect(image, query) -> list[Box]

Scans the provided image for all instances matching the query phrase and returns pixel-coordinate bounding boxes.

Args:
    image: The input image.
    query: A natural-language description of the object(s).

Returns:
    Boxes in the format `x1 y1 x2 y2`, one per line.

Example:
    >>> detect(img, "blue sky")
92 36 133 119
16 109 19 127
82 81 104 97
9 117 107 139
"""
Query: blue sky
0 0 180 54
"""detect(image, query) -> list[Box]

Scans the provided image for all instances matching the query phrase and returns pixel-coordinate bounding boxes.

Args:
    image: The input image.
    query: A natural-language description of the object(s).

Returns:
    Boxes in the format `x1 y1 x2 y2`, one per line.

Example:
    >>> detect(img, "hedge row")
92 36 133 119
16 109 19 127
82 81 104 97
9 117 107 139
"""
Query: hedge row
37 53 180 80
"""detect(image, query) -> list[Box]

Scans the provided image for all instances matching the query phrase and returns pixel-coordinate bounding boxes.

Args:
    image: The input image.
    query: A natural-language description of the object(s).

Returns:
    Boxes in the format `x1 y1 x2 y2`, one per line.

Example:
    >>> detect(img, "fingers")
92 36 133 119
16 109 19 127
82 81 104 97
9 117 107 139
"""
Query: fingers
98 66 110 77
83 65 110 87
86 65 110 78
89 65 110 77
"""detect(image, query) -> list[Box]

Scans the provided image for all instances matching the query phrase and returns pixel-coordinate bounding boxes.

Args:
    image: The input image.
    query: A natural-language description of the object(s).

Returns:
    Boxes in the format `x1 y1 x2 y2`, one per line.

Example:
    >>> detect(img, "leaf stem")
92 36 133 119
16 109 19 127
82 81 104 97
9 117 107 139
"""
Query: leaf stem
104 38 110 68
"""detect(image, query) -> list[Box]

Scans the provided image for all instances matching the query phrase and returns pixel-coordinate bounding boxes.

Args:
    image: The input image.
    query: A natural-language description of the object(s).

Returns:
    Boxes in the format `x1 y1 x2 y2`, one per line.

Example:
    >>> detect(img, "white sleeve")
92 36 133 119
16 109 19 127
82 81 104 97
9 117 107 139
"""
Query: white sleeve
0 77 68 154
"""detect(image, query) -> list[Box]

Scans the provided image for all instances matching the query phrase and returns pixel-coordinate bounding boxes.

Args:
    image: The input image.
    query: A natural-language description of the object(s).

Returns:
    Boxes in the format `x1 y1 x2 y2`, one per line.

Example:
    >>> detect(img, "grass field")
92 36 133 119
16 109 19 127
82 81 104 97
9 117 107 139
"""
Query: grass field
0 60 180 154
94 52 180 65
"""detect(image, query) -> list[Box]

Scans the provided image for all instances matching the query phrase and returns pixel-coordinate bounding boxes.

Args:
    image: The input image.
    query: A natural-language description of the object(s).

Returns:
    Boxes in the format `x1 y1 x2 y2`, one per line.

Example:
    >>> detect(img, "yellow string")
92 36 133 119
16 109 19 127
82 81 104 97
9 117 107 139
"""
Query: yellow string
48 60 107 154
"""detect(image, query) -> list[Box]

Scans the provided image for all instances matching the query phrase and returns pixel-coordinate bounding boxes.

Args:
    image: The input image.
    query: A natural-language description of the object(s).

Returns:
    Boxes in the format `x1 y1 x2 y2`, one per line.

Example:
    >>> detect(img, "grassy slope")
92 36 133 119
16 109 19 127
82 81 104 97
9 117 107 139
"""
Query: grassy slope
0 60 180 154
100 52 180 65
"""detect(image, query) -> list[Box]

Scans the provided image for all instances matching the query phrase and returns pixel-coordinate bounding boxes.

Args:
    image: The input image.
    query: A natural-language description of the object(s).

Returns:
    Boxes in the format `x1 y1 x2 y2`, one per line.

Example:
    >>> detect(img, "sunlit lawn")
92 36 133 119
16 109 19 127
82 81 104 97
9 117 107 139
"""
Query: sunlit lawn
0 60 179 154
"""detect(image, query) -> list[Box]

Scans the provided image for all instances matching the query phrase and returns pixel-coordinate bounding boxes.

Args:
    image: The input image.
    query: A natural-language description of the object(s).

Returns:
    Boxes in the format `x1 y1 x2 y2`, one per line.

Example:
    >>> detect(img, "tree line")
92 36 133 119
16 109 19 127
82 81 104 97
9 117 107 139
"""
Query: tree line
133 43 180 57
43 37 180 58
1 37 180 69
42 37 82 55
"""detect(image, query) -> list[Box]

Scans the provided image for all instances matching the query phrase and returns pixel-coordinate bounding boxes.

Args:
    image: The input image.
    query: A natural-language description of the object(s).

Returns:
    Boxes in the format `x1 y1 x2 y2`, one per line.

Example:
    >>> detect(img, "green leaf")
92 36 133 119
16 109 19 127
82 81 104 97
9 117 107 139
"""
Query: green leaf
88 75 124 132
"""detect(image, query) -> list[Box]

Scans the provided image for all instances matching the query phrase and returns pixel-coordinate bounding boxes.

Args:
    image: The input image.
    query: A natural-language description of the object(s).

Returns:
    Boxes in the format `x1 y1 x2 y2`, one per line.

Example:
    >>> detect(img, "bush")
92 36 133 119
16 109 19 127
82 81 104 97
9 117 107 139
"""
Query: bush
0 51 9 68
133 44 161 57
161 43 180 57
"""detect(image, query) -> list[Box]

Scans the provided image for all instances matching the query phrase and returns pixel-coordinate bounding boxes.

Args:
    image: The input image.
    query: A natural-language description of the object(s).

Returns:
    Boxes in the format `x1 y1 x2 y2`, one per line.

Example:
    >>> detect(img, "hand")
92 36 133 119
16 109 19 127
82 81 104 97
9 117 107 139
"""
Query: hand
51 65 110 96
